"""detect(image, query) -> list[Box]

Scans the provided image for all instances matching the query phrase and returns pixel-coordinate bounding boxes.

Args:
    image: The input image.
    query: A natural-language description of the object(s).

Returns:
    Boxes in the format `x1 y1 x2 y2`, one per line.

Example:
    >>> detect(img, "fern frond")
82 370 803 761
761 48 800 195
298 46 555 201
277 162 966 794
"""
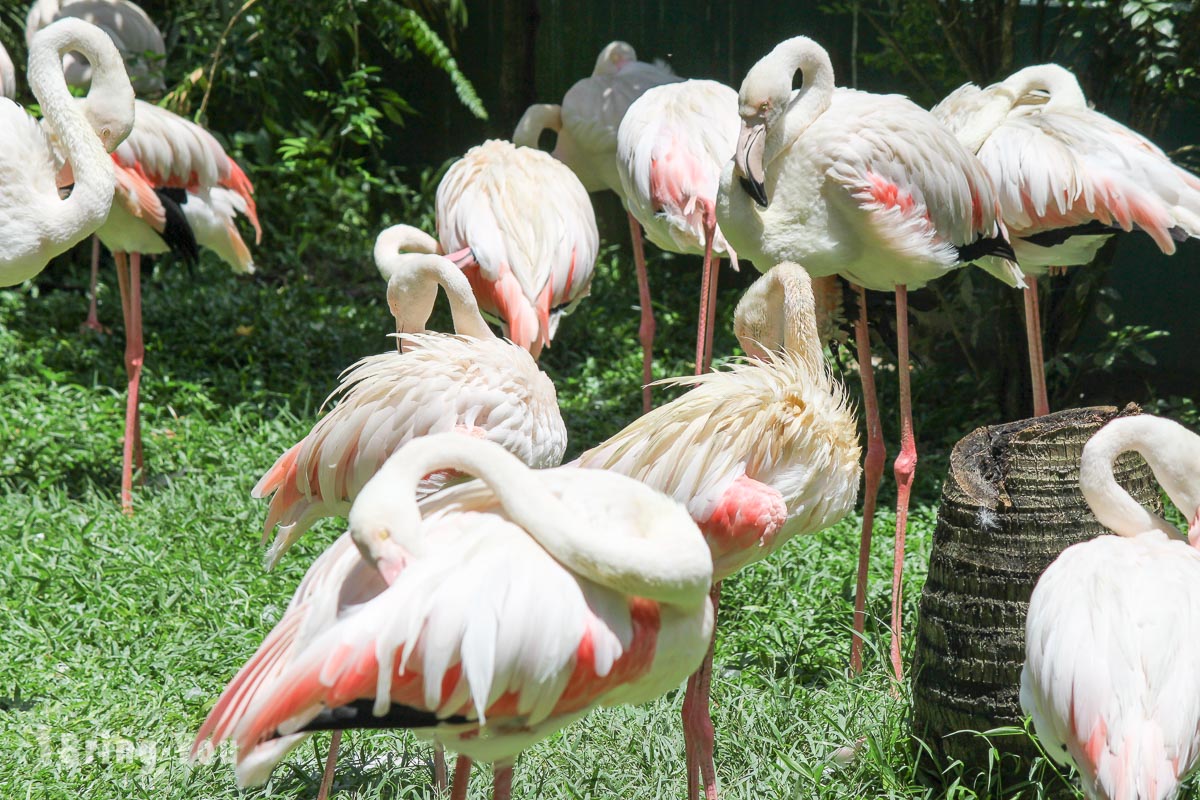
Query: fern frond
397 8 488 121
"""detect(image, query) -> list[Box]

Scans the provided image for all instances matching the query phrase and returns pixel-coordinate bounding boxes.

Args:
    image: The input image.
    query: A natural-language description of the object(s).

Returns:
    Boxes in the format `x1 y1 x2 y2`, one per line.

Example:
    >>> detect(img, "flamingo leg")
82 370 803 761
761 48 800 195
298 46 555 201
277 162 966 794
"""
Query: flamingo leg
703 257 720 375
682 582 721 799
628 211 654 414
449 754 472 800
890 286 916 682
433 743 448 793
115 251 144 514
316 729 340 800
1022 276 1050 417
84 236 105 332
493 763 514 800
849 284 885 676
695 208 719 376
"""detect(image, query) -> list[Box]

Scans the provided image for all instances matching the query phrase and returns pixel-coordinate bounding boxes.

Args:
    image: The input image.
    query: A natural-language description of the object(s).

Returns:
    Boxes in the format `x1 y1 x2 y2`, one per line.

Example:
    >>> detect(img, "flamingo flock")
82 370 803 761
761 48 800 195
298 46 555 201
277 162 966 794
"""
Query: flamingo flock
3 11 1200 800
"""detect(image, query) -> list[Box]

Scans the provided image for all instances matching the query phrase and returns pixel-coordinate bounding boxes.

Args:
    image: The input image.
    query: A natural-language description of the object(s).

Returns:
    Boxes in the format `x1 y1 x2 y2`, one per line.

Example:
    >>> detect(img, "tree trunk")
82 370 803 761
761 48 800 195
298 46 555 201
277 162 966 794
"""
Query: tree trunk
911 405 1162 790
495 0 540 138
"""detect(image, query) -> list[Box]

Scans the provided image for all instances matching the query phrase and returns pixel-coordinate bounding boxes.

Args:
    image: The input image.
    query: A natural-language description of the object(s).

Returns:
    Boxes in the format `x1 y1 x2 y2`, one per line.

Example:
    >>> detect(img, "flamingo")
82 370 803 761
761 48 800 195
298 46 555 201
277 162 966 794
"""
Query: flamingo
435 139 598 358
932 64 1200 417
1021 413 1200 800
574 262 862 799
25 0 166 96
94 97 260 513
1 18 133 286
0 40 15 99
193 433 715 800
616 79 741 381
254 224 568 568
514 41 680 410
716 35 1022 680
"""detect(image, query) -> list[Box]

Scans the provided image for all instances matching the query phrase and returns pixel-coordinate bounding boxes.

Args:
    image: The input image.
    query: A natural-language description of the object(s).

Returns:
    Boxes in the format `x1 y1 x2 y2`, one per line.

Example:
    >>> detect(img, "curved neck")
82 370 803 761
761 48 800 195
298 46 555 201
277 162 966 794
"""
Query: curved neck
376 253 494 340
756 38 835 164
733 263 822 368
1079 416 1189 540
349 435 712 609
1002 64 1087 111
0 42 15 99
513 104 561 149
29 20 120 240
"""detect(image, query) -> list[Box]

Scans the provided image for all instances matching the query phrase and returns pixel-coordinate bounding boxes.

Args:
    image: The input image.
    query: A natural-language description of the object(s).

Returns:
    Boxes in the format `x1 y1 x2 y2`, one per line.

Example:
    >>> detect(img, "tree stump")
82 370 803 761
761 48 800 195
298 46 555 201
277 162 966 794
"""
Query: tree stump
911 405 1162 786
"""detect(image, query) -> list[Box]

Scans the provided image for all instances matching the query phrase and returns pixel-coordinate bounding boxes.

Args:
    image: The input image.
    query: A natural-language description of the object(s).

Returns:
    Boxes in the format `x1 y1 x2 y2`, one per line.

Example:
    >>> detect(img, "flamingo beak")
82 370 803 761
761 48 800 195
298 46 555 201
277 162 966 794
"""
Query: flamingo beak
446 247 475 269
735 121 768 208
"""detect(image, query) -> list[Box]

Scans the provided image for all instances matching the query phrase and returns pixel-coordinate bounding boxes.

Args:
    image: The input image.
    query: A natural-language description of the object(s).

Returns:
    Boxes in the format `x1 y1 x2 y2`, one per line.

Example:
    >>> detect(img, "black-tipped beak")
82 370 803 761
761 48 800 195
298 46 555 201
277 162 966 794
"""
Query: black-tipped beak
735 122 769 208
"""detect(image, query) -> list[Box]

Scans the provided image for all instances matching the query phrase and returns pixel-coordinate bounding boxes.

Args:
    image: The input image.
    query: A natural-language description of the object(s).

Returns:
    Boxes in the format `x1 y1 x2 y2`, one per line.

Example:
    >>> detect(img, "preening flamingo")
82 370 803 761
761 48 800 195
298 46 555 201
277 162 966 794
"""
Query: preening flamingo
717 35 1021 679
254 224 567 568
514 41 680 410
95 97 260 513
25 0 165 96
194 434 714 800
0 18 133 286
616 79 741 381
435 139 598 357
0 40 16 99
574 263 862 800
932 64 1200 417
1021 414 1200 800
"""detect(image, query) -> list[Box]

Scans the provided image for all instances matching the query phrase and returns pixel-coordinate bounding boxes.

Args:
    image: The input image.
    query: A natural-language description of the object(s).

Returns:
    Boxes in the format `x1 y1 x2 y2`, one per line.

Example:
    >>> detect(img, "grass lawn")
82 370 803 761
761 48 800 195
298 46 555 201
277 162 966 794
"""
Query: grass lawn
0 237 1076 799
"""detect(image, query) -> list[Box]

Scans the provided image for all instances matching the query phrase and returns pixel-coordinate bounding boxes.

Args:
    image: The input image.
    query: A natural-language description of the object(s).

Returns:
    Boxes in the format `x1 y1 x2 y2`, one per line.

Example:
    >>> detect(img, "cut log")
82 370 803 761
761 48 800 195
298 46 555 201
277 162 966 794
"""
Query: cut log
911 405 1162 787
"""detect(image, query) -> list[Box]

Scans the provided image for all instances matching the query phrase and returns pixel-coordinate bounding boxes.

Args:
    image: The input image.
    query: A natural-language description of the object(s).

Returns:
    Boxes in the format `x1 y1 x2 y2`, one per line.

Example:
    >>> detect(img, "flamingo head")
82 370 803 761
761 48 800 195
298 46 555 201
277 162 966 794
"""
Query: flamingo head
593 41 636 76
733 68 790 210
81 91 135 153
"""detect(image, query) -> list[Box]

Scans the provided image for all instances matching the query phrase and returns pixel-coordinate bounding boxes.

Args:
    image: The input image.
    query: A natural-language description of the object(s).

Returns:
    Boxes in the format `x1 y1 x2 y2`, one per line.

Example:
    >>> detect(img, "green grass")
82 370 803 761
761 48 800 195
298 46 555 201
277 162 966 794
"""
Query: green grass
0 237 1073 799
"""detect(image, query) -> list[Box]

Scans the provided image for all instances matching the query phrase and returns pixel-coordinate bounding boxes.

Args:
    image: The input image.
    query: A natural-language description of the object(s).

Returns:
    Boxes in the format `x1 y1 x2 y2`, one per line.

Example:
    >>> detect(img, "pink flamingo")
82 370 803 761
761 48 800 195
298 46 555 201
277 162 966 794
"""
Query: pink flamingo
254 224 567 568
193 433 715 800
933 64 1200 417
435 139 598 358
514 41 680 410
616 78 741 379
718 36 1022 681
1 19 133 286
0 40 15 99
1022 414 1200 800
575 263 862 799
92 98 260 512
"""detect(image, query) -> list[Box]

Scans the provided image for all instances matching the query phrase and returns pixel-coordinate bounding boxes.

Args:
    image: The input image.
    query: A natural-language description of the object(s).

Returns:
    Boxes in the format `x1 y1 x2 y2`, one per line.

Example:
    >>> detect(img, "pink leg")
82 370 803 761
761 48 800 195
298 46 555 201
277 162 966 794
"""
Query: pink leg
890 286 916 683
84 236 106 333
449 755 471 800
849 285 885 676
433 743 448 792
1022 277 1050 417
694 209 719 376
703 257 720 374
682 583 721 799
115 252 144 514
493 763 513 800
316 729 340 800
628 211 654 414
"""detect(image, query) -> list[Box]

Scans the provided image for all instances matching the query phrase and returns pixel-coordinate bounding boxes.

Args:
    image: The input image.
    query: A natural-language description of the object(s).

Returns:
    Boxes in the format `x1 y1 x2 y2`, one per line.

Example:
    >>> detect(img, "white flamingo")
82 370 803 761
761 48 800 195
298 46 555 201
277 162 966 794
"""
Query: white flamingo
194 434 715 800
436 139 598 357
1021 413 1200 800
933 64 1200 417
514 41 680 410
0 40 16 99
616 78 741 382
0 18 133 286
717 35 1022 679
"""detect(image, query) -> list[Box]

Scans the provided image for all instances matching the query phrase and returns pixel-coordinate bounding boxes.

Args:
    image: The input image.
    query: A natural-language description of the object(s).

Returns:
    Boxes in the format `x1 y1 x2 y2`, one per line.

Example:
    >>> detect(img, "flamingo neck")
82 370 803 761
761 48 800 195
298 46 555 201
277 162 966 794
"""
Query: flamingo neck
1079 415 1198 541
734 262 822 369
756 38 835 167
349 435 713 610
28 20 120 244
1002 64 1088 112
378 252 494 340
512 104 562 149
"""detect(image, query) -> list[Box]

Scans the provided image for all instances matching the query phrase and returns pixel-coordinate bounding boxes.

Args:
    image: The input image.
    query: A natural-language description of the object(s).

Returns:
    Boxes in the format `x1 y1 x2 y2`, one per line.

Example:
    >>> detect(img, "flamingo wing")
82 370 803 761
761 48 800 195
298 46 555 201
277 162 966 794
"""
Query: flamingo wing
253 335 567 565
1021 533 1200 799
562 60 681 162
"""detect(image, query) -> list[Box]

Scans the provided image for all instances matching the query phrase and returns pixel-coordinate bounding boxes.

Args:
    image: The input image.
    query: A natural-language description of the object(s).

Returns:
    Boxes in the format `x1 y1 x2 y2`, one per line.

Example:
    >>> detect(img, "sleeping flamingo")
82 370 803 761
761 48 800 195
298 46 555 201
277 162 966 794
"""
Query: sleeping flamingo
194 433 715 800
254 224 567 568
1 18 133 286
514 41 680 410
616 79 741 380
435 139 598 357
95 97 260 512
1021 413 1200 799
717 35 1021 679
574 262 862 799
933 64 1200 417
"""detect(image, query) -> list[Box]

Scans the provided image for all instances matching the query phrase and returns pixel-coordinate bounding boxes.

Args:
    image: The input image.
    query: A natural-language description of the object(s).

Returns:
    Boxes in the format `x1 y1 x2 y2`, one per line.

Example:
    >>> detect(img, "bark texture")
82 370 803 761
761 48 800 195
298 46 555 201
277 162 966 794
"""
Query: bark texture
911 404 1162 785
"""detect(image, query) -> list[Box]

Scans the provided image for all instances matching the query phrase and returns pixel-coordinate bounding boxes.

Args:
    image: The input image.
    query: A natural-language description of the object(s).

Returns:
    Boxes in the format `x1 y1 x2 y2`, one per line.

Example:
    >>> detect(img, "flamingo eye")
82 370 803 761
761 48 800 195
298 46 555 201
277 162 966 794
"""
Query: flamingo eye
759 102 769 115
